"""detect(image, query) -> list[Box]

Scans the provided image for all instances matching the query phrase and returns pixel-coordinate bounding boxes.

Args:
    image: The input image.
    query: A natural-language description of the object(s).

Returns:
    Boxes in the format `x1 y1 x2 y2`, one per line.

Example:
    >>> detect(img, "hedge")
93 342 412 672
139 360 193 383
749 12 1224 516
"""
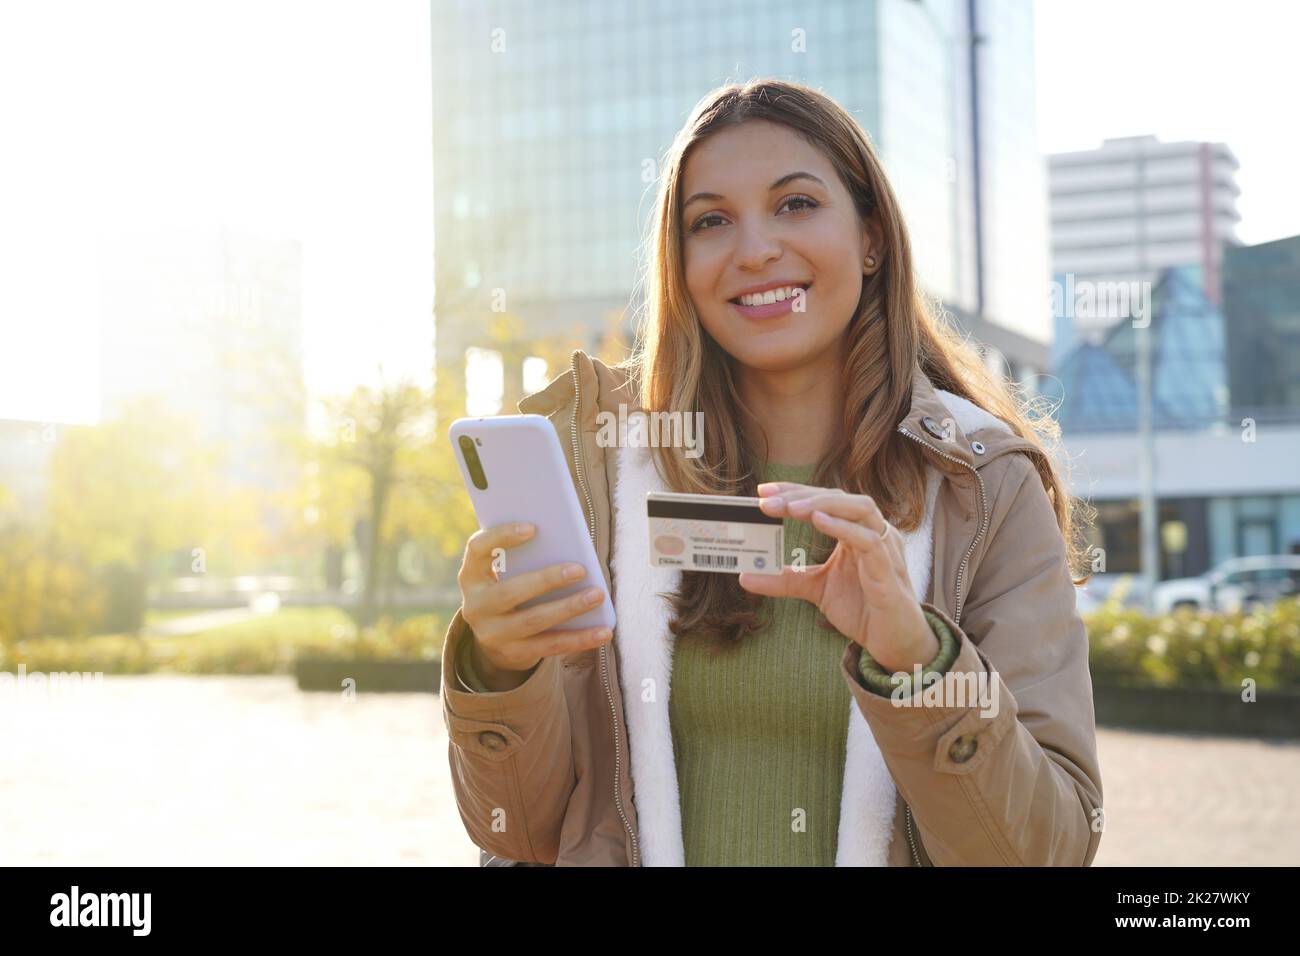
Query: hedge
0 608 452 677
1086 597 1300 690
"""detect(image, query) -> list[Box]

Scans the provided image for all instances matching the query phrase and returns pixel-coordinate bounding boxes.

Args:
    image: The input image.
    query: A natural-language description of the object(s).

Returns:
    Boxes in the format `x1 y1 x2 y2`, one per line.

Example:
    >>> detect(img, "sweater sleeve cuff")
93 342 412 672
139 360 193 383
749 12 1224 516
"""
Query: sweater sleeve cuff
855 608 960 698
454 621 542 693
454 623 493 693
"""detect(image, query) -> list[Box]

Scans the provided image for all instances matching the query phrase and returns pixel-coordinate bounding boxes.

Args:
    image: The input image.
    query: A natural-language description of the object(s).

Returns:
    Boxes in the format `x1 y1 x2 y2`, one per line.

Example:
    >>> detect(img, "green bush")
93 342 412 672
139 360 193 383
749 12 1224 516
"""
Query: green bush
1086 597 1300 691
0 634 151 674
0 606 454 676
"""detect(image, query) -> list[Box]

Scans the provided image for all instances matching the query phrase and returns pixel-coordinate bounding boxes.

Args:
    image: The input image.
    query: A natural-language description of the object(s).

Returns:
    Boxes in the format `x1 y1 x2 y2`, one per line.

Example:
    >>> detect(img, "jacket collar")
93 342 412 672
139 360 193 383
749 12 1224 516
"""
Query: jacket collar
896 364 1040 470
518 348 1039 471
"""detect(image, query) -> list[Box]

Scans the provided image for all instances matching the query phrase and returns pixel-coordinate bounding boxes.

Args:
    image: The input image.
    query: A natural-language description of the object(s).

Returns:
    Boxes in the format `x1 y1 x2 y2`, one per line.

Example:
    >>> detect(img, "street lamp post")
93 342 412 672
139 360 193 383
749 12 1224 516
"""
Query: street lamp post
1135 145 1159 610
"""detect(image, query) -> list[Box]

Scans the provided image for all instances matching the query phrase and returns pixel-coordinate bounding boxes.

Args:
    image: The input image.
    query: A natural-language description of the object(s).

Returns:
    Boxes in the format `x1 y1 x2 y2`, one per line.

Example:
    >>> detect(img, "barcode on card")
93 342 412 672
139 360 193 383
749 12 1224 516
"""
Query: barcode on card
648 490 783 575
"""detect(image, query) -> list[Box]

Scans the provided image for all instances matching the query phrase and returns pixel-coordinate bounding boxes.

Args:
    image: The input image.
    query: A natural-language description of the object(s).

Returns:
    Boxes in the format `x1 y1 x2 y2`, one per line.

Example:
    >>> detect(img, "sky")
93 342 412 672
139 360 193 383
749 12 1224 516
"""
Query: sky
0 0 434 425
0 0 1294 425
1034 0 1297 245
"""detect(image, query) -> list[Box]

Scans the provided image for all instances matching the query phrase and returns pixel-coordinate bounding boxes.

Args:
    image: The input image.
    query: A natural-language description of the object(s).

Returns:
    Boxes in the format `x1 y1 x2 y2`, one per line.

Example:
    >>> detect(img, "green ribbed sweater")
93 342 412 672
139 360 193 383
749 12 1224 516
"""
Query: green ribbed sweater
669 460 852 866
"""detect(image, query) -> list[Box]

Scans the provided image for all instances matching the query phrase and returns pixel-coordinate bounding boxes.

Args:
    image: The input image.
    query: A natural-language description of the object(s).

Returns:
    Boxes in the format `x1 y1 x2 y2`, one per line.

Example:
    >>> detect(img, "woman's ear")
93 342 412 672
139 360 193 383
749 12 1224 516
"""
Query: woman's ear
862 217 885 275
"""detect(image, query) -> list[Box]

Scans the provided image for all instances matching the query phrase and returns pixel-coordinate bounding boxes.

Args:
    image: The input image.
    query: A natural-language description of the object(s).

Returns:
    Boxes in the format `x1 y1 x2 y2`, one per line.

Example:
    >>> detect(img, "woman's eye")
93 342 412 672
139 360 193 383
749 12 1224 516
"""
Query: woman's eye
689 213 725 233
781 195 818 214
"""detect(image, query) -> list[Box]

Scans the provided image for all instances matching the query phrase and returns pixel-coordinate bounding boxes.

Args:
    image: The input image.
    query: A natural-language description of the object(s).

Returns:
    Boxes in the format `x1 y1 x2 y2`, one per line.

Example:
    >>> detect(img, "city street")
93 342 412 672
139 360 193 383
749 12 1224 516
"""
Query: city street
1 676 1295 866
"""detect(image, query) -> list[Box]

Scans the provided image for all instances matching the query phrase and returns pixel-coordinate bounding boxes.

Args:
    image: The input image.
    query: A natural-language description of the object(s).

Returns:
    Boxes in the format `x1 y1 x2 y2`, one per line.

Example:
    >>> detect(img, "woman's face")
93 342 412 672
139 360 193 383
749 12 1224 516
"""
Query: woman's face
679 119 880 374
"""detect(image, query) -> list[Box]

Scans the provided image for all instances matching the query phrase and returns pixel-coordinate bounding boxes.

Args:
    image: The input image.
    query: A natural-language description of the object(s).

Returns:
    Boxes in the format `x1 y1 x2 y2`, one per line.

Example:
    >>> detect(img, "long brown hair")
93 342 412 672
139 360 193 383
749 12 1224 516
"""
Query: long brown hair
625 78 1092 650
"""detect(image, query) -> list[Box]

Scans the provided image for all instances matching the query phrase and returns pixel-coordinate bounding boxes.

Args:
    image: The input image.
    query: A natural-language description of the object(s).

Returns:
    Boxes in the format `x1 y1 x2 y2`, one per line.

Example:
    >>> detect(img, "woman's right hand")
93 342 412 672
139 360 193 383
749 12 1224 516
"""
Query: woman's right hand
457 522 614 691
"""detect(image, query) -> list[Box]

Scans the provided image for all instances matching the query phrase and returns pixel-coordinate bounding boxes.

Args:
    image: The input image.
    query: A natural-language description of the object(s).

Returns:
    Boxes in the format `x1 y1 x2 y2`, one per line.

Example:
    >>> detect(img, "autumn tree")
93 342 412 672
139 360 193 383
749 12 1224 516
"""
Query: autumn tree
43 397 229 633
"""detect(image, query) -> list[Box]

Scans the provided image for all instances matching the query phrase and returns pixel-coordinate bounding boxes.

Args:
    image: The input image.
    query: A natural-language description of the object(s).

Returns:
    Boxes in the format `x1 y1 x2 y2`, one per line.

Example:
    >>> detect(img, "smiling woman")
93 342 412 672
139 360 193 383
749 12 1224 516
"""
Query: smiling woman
442 78 1104 868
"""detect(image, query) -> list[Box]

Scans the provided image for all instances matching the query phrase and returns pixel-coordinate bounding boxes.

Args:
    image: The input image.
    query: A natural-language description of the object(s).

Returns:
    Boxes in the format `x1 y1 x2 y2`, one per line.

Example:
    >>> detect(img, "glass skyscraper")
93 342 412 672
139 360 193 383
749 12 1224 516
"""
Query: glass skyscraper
1222 234 1300 414
431 0 1051 397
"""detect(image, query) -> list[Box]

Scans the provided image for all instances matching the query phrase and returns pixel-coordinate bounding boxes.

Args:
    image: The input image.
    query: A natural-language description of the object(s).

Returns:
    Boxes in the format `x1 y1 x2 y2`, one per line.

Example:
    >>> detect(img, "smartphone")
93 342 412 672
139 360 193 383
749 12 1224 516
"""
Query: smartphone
449 414 616 632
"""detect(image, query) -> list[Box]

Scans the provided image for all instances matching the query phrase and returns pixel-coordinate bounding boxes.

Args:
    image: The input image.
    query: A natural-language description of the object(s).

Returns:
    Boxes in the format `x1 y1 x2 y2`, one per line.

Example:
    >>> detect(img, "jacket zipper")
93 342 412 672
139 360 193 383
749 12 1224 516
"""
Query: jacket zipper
896 424 991 624
894 423 992 868
569 352 642 867
905 805 921 867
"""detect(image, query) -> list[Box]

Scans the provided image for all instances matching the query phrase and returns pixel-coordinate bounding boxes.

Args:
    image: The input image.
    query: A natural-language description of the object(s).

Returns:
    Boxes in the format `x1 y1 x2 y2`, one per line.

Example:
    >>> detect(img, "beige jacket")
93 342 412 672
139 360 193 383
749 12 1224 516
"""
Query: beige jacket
441 349 1103 866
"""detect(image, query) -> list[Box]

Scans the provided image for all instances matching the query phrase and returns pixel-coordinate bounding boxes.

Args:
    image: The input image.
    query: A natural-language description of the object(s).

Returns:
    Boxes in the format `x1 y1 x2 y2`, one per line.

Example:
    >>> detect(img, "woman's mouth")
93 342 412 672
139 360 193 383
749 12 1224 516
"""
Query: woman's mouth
727 283 811 319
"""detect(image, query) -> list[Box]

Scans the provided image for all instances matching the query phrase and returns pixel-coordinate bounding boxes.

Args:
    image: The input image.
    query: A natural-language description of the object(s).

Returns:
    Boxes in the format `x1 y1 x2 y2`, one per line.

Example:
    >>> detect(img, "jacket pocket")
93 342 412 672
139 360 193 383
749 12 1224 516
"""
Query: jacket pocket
446 712 527 762
561 648 599 670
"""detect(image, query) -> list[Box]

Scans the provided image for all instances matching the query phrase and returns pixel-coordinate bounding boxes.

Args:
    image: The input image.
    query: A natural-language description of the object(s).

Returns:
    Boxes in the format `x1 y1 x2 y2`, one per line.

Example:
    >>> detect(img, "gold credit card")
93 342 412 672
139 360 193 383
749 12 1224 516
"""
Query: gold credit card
646 491 784 575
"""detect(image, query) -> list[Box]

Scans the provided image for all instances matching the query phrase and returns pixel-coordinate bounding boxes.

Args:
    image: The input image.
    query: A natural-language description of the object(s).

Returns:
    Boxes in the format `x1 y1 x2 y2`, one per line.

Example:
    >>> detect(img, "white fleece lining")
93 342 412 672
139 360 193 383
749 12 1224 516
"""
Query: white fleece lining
607 390 1012 866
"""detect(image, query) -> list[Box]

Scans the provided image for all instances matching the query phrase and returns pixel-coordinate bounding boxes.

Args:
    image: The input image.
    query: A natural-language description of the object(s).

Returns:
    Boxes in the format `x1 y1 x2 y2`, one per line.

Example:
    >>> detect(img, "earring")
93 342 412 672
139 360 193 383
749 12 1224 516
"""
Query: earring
865 255 877 269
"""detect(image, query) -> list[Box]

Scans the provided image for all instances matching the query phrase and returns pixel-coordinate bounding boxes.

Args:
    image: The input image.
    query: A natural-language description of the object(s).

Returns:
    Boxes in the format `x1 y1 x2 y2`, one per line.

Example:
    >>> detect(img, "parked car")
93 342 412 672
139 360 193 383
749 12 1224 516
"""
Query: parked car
1152 555 1300 614
1075 573 1150 614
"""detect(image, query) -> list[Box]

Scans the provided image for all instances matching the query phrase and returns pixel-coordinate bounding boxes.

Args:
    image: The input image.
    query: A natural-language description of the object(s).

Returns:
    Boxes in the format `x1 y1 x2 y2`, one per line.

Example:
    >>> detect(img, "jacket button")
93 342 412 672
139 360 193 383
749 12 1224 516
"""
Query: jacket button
948 734 978 764
478 731 508 752
922 416 947 440
971 440 985 455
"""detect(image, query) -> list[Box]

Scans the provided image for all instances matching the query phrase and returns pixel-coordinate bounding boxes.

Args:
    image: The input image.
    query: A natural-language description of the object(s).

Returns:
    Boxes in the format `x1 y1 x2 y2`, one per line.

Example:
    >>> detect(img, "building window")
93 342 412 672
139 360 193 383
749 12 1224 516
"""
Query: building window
465 347 503 416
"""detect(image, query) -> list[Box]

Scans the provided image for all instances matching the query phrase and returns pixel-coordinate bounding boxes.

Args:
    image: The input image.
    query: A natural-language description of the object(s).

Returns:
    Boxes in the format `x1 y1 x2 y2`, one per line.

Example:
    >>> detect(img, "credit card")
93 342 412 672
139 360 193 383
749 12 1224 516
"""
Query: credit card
647 491 784 575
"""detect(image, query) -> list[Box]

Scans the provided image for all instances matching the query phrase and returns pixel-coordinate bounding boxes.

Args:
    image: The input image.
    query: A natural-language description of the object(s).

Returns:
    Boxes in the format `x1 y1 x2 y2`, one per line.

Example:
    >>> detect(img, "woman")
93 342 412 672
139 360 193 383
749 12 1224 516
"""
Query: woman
442 79 1103 866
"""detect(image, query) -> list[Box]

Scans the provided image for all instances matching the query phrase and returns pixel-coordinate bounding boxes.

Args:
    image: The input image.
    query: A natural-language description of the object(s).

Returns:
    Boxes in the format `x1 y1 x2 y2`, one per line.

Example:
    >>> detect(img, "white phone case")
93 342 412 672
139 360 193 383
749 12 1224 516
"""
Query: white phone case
449 414 616 632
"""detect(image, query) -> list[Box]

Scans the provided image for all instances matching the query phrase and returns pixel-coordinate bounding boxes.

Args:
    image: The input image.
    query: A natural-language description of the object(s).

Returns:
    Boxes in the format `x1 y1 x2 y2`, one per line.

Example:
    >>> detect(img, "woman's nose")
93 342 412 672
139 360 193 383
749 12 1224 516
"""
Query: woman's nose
733 222 782 271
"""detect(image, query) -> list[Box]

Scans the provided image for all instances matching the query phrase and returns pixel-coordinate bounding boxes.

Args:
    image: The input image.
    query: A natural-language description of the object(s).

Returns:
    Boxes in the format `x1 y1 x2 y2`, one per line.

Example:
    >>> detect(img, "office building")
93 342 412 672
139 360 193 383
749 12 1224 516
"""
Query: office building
1221 234 1300 416
1048 134 1242 339
1045 258 1300 579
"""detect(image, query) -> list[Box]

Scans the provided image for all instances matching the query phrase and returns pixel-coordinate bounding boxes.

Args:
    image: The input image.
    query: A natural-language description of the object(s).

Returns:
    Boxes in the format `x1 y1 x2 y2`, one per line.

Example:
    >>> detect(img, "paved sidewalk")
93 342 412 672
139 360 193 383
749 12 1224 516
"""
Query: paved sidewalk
1091 726 1300 866
0 676 480 866
142 608 262 637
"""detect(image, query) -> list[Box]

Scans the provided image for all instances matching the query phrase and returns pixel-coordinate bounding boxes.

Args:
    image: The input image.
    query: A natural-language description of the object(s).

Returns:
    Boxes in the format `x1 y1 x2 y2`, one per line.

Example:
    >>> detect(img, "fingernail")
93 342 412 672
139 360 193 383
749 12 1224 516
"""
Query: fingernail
761 496 783 508
583 588 603 604
515 523 534 535
594 628 612 641
563 563 585 579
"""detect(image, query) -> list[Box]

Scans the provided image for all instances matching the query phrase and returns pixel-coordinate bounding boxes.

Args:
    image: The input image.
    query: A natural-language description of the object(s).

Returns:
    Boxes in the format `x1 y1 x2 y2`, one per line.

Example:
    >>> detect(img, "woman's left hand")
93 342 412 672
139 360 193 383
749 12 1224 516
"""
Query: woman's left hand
738 482 939 673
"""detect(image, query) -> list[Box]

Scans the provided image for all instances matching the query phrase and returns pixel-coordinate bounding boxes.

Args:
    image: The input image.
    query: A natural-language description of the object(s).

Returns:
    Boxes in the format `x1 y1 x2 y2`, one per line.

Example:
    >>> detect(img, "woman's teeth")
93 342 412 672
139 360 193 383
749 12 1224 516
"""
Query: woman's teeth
734 285 807 306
